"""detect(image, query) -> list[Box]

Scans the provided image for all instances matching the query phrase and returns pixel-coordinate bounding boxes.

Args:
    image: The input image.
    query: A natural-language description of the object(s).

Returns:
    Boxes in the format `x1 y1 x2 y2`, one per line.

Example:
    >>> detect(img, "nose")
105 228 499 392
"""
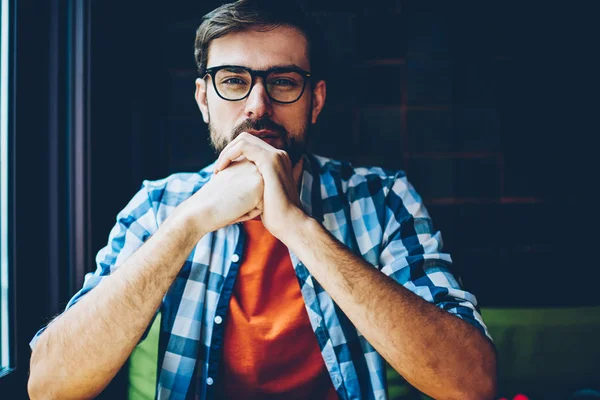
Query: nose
244 77 273 119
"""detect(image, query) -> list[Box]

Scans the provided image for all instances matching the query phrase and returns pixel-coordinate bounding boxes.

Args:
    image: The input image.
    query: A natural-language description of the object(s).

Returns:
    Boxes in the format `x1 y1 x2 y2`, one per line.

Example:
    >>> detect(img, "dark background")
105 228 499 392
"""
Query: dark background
92 0 595 308
2 0 597 398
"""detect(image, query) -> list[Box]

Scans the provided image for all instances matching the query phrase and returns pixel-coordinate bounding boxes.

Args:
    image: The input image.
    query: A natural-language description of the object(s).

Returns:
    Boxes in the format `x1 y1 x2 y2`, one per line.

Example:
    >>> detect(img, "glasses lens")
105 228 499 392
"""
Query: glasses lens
267 71 305 102
215 67 252 100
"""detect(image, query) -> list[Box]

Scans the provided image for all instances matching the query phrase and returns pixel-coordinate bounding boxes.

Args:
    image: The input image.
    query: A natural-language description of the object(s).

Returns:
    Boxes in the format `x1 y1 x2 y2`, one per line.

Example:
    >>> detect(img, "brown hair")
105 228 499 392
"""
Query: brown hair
194 0 327 81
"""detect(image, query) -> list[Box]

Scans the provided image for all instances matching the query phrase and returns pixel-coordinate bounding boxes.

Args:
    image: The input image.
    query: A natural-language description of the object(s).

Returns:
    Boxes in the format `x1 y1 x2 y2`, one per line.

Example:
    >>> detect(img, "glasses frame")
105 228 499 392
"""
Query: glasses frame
203 65 311 104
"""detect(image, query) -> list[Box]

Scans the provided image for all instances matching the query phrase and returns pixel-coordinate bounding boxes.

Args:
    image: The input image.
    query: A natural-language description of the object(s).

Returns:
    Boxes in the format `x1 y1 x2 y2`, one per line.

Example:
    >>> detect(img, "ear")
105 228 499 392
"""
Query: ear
310 80 326 124
195 78 210 124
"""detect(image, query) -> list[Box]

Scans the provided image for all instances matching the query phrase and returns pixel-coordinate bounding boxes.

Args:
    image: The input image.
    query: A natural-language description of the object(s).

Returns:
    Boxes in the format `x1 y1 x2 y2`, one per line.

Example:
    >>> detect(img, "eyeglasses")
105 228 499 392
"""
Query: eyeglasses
203 65 311 104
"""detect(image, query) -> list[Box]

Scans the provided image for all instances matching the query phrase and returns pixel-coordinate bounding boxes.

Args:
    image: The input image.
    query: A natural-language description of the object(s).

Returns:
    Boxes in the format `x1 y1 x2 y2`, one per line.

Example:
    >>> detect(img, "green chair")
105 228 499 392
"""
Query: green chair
128 313 161 400
482 306 600 399
128 306 600 399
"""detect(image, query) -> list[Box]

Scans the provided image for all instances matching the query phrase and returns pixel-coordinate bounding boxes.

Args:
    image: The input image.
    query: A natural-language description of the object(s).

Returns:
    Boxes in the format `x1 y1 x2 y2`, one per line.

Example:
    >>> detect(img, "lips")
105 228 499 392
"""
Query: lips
247 130 280 139
245 130 284 148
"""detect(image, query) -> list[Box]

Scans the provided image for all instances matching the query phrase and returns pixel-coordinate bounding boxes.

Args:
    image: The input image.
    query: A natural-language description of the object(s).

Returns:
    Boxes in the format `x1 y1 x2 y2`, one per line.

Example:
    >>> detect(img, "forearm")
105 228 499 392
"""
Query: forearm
284 214 496 400
28 206 206 400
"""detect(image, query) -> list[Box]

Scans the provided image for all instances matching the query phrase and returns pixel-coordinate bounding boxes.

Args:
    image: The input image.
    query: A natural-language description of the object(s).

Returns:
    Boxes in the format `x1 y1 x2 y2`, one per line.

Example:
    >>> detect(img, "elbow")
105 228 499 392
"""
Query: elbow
28 362 48 400
28 350 51 400
481 367 498 400
448 376 496 400
464 348 498 400
28 349 41 399
28 366 69 400
470 334 498 400
28 375 46 400
481 345 498 399
28 347 62 400
467 375 497 400
450 345 497 400
28 345 108 400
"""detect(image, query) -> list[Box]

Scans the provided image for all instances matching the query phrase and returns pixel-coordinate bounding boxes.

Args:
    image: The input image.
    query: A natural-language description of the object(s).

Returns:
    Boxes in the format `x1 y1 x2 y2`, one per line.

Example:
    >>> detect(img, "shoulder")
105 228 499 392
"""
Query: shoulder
310 154 408 198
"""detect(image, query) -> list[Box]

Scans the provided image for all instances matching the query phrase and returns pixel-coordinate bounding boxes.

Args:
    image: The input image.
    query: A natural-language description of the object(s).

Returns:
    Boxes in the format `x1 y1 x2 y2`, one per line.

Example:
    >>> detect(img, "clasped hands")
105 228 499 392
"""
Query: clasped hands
191 132 304 240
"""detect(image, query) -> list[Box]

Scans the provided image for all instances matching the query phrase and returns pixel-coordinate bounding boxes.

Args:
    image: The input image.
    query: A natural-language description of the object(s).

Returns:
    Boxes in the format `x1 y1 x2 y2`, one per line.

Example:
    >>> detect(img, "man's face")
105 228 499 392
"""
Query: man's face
195 25 326 166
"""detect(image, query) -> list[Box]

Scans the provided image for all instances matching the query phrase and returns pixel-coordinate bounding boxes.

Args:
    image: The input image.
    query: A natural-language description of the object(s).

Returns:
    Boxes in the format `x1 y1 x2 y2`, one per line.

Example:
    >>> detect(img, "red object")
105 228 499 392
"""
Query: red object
221 220 337 399
513 395 530 400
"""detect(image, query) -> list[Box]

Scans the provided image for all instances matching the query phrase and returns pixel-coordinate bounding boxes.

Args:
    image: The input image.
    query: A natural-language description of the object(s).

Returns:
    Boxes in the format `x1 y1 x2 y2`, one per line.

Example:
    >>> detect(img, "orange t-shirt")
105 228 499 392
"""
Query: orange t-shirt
220 219 338 400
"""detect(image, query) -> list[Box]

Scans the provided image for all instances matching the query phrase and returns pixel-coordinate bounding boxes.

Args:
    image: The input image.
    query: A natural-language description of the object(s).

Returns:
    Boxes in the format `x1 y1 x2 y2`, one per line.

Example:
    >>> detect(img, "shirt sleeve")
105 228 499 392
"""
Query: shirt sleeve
379 173 492 341
30 181 160 349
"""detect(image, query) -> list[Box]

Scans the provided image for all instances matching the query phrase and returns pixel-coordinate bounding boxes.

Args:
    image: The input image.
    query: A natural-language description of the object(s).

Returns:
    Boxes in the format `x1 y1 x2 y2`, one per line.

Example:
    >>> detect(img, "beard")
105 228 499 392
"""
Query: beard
207 109 311 167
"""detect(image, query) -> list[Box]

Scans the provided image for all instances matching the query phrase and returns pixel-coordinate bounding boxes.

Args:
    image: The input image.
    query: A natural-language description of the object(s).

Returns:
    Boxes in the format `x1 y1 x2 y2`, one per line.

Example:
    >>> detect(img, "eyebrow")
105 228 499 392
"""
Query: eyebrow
263 63 305 70
221 66 247 73
216 64 306 72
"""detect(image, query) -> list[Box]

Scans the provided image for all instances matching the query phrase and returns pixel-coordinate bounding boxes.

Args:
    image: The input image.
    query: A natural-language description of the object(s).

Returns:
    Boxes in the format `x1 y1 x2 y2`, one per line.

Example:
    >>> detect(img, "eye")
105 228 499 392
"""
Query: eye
221 77 248 86
275 79 296 86
270 78 298 87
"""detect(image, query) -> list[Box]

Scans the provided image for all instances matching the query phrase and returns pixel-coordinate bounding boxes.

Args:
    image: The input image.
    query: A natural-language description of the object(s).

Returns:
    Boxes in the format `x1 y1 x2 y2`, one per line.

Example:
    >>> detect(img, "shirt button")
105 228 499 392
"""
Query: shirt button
231 254 240 263
214 315 223 324
206 377 214 386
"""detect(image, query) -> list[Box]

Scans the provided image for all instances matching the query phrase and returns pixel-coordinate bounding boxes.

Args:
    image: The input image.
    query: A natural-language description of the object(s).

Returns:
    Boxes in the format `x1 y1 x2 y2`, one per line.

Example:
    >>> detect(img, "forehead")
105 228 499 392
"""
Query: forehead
207 25 310 71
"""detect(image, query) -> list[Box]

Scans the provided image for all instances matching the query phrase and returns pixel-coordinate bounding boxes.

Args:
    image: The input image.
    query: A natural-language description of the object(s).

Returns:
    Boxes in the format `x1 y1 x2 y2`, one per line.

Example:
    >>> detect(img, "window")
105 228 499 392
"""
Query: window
0 0 12 377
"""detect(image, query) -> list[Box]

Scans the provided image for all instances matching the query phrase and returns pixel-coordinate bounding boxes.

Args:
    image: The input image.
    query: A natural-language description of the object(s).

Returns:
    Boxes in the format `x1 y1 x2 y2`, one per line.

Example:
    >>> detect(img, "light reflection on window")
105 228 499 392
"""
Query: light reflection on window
0 0 11 372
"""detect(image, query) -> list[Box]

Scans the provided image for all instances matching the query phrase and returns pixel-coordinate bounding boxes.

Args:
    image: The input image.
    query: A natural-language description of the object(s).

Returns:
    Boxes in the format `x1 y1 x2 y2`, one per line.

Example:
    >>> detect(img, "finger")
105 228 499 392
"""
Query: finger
224 131 267 152
216 139 270 173
214 135 247 174
214 155 245 175
232 207 263 223
216 133 272 171
217 132 259 162
215 140 253 172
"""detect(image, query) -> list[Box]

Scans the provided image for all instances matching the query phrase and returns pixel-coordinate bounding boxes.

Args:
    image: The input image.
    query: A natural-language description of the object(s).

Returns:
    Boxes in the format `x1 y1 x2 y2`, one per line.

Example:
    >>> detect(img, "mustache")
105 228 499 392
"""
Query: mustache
231 117 288 140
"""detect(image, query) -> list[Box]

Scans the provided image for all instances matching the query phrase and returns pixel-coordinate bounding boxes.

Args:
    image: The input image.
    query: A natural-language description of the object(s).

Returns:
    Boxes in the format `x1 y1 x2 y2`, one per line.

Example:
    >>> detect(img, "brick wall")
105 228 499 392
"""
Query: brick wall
92 1 594 308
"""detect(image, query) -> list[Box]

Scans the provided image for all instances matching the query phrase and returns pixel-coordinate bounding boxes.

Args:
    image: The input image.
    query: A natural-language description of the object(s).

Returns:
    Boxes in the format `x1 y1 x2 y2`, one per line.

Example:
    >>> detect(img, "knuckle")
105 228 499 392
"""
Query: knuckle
254 174 264 189
275 150 290 165
273 149 288 160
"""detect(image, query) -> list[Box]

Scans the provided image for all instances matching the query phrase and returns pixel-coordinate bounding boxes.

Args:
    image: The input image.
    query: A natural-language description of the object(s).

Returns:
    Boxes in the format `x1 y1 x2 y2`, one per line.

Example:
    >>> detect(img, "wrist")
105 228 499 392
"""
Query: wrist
275 207 315 246
169 198 213 240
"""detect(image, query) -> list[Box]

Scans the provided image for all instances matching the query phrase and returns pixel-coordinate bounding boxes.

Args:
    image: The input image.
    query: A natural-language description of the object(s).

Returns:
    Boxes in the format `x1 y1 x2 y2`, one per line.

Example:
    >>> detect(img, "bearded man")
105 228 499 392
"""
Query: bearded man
28 1 496 399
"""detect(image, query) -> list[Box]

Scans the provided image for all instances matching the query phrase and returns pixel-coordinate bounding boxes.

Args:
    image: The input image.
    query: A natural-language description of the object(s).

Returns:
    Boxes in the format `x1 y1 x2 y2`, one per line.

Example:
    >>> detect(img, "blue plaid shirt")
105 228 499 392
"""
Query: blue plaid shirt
31 153 491 400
